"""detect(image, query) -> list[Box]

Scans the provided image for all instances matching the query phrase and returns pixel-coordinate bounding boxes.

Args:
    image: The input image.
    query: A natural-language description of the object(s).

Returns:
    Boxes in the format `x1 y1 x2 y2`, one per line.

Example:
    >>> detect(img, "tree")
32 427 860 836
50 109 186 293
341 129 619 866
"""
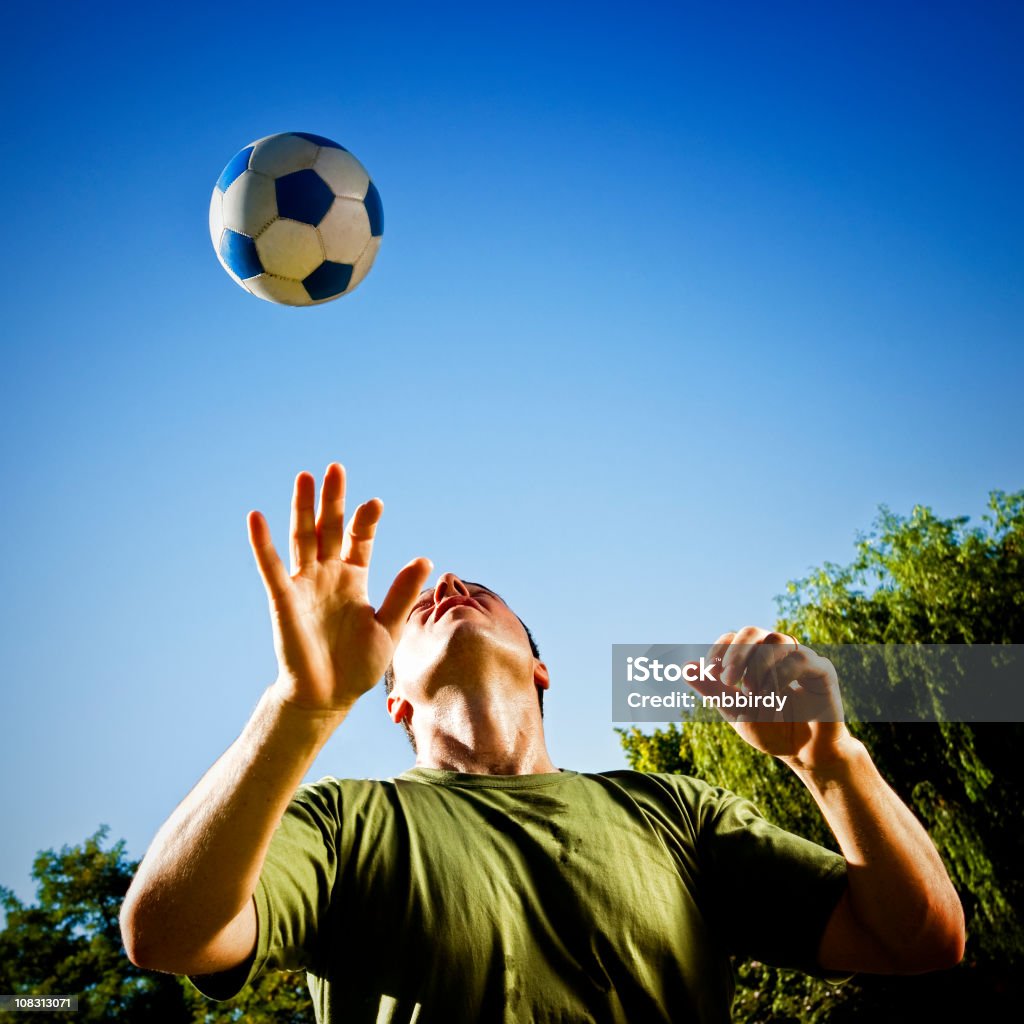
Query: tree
620 491 1024 1021
0 828 315 1023
183 968 314 1024
0 827 190 1022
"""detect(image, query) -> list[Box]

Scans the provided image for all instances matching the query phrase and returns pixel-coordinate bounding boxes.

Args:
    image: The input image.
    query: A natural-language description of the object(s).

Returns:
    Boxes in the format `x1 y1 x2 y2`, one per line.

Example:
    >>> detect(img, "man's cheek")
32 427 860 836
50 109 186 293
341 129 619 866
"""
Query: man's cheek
390 635 417 683
392 630 438 681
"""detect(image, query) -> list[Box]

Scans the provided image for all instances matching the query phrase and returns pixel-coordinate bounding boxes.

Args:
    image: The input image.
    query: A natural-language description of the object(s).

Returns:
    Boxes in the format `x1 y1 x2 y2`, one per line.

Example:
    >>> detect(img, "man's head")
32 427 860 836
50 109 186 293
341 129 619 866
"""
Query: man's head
384 574 548 752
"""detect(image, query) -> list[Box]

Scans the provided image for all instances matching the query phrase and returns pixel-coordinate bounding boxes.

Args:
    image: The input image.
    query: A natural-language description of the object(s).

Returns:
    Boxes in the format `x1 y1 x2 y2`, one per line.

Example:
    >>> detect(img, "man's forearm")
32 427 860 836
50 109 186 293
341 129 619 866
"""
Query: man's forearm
120 686 347 973
787 737 965 970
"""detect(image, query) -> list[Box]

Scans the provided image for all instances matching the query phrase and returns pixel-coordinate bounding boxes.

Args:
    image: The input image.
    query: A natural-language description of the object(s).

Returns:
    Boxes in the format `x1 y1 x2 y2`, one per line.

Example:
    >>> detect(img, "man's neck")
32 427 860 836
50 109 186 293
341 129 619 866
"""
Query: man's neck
414 685 557 776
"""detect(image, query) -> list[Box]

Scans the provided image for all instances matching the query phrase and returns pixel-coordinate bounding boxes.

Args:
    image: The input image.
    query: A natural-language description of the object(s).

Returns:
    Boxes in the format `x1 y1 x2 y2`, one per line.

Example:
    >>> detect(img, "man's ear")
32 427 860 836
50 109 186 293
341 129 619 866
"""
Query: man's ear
387 692 412 724
534 660 550 691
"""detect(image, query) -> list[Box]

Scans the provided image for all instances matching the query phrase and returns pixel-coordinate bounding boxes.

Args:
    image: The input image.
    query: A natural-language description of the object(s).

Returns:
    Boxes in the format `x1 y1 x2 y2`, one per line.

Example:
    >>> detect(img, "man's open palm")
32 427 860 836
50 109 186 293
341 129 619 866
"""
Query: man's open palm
247 463 432 713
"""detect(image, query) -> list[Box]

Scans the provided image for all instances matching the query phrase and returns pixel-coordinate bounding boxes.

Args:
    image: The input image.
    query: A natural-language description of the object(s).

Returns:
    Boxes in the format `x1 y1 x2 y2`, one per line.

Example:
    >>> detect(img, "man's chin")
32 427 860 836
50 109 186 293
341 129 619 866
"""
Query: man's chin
428 618 509 672
435 613 491 644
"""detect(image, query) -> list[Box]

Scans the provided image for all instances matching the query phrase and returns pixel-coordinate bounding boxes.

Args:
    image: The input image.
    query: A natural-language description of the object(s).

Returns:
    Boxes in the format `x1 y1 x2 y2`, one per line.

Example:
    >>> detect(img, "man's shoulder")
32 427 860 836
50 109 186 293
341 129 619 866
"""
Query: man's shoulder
587 767 725 795
287 774 399 819
578 768 742 820
298 774 394 793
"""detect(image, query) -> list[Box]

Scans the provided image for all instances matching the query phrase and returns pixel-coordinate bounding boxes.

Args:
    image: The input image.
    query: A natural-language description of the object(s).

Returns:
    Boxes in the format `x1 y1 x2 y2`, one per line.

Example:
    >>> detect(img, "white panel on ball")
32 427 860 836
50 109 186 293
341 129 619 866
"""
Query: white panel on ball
245 275 314 306
347 235 382 291
319 198 371 264
255 220 325 279
222 170 278 236
314 147 370 199
208 190 224 246
249 134 319 178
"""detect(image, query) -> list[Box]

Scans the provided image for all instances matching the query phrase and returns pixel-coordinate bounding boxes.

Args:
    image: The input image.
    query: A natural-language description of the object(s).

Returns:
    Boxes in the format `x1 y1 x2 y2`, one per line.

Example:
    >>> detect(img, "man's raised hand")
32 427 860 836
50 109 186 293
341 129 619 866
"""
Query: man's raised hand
247 463 432 715
688 627 852 771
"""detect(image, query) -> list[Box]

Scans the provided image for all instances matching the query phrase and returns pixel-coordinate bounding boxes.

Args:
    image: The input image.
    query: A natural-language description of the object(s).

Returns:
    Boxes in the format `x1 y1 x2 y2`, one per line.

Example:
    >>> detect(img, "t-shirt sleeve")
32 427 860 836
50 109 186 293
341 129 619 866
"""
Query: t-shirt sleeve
695 782 849 977
189 778 343 1001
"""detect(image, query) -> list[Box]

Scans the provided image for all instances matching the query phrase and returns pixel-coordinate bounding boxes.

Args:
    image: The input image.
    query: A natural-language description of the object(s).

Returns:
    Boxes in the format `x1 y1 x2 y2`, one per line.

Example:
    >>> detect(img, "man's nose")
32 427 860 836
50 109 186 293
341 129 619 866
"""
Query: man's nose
433 573 470 605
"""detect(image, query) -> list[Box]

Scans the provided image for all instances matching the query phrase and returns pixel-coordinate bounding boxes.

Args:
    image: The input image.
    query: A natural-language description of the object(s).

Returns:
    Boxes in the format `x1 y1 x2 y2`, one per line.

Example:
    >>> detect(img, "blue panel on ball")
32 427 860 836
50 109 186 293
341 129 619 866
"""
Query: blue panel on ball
363 181 383 237
276 169 335 226
303 261 354 301
292 132 347 151
217 146 254 192
220 229 263 280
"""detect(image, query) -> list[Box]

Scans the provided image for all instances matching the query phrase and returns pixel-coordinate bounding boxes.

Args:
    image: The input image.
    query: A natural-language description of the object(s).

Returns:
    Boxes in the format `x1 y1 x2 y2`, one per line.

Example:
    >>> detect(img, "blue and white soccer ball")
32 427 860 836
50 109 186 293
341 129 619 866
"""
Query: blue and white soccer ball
209 132 383 306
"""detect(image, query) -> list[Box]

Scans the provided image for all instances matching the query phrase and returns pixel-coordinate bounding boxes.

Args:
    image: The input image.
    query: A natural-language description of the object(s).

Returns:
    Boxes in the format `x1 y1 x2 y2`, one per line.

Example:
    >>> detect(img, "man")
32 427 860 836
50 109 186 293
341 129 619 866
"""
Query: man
120 463 965 1023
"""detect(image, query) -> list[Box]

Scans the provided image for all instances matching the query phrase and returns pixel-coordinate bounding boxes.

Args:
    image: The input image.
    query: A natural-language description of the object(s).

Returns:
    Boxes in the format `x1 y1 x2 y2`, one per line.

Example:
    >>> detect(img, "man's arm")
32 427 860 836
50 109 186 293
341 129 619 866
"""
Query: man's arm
791 734 965 974
693 628 966 975
120 463 431 976
120 691 346 975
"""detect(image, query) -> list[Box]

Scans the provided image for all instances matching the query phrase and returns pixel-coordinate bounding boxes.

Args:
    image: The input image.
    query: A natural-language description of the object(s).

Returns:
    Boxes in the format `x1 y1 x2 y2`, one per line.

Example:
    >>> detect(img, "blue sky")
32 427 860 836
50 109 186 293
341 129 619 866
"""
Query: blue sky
1 1 1021 901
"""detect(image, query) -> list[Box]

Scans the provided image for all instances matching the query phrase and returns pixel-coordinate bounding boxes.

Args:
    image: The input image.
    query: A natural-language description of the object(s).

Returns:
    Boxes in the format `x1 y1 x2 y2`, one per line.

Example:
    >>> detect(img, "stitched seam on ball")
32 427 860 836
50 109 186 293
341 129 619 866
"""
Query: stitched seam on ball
253 217 278 239
352 235 371 266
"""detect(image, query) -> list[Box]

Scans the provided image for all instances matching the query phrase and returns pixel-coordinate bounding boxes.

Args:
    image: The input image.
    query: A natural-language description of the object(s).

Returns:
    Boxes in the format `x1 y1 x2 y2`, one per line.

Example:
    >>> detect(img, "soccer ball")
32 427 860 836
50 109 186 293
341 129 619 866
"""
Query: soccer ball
209 132 383 306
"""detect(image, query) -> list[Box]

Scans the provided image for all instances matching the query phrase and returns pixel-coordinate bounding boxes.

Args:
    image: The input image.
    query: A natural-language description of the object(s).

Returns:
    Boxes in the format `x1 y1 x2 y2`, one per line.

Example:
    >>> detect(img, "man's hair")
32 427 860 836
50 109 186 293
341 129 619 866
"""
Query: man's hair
383 588 543 753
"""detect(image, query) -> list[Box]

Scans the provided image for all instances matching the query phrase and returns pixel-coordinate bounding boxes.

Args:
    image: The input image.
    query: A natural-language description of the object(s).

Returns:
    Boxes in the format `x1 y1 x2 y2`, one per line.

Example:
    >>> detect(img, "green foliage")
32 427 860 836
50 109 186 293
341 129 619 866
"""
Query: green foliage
182 968 315 1023
0 828 315 1023
774 490 1024 645
620 491 1024 1021
0 827 190 1023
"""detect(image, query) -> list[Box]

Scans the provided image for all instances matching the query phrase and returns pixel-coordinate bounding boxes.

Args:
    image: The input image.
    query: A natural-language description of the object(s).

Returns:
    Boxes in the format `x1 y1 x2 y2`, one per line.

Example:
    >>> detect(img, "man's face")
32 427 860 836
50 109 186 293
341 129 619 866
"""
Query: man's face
388 573 548 713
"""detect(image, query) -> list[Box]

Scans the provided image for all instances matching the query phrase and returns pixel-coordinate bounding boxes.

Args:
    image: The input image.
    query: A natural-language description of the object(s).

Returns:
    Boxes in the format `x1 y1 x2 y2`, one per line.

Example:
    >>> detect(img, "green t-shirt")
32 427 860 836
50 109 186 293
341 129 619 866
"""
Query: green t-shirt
192 768 847 1023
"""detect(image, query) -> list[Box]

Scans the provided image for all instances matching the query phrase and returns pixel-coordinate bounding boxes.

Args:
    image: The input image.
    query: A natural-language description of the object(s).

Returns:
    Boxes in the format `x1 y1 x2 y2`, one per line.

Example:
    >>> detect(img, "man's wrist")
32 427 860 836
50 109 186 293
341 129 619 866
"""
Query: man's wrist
258 685 351 747
780 734 870 788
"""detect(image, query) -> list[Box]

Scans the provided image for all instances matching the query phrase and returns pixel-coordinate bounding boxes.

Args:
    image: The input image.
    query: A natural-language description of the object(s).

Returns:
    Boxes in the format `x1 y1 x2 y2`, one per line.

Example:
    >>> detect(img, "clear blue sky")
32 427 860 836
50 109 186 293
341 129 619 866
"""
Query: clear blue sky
1 1 1021 901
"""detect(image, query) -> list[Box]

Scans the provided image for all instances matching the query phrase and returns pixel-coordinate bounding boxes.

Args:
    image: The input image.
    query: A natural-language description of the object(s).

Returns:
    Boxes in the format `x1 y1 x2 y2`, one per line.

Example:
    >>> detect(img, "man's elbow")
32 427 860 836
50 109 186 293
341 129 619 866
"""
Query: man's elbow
120 894 159 970
120 889 182 973
121 886 257 978
924 889 967 971
927 918 967 971
898 906 967 973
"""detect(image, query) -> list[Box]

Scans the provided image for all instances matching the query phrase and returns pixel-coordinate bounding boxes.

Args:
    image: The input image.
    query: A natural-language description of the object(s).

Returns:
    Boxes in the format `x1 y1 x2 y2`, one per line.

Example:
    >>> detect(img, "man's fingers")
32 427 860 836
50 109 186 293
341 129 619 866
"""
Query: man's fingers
746 633 799 693
683 663 739 722
340 499 383 567
247 511 290 599
710 628 806 692
719 626 769 684
378 558 434 641
706 632 737 672
316 463 346 561
781 648 839 696
289 472 318 574
684 662 728 700
746 633 836 696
